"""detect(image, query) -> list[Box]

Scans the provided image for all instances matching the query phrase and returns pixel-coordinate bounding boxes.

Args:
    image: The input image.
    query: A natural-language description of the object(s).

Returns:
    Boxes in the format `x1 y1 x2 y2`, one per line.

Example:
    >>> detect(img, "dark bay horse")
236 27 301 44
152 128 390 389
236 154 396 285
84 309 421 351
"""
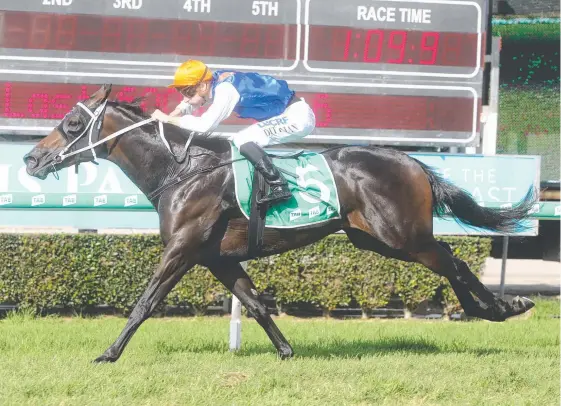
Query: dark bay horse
23 84 536 363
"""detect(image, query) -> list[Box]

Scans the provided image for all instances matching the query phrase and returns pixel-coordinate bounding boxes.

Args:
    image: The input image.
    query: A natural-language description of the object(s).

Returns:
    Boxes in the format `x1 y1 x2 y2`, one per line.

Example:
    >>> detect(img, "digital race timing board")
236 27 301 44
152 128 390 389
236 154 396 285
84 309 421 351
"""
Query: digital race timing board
0 0 488 146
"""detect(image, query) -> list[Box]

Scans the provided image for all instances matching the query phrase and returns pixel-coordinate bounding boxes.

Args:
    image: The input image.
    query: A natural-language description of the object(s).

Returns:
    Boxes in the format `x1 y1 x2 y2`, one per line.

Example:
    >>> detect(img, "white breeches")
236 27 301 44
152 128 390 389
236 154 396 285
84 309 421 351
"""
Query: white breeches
231 98 316 149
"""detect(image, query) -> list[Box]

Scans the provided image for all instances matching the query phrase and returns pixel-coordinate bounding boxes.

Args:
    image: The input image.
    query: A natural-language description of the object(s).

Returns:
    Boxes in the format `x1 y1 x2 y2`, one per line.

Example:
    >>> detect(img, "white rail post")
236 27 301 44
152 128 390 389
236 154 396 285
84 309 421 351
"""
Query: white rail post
229 261 246 351
499 236 509 298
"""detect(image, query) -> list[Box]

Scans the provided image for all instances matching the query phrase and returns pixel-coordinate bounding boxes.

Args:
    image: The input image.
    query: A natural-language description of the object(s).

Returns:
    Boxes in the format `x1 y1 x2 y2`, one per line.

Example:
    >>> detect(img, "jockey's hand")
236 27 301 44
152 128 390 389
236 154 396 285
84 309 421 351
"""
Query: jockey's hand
151 109 169 122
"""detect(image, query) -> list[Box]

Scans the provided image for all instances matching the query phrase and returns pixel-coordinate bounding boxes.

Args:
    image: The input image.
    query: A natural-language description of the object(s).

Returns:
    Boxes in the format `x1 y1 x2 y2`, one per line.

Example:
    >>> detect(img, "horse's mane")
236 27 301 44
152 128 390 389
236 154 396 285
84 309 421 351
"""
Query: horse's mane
107 96 231 154
108 96 150 120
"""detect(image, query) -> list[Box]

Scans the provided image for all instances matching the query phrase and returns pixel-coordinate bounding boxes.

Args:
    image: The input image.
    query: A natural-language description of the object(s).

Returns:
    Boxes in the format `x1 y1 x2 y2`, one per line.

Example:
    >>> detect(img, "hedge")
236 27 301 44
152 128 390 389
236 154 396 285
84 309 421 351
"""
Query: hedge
0 233 491 316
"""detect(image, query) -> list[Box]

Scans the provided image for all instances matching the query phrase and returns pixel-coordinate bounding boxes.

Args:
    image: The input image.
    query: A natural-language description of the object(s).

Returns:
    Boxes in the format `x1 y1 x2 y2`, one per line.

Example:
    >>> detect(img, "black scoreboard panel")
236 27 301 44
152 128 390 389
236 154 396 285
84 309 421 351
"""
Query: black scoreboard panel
0 0 488 146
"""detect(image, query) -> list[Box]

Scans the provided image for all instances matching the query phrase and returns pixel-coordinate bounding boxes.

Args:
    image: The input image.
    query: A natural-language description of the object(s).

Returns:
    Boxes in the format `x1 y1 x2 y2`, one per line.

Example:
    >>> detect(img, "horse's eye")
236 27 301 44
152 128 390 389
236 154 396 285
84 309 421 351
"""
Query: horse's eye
62 114 84 136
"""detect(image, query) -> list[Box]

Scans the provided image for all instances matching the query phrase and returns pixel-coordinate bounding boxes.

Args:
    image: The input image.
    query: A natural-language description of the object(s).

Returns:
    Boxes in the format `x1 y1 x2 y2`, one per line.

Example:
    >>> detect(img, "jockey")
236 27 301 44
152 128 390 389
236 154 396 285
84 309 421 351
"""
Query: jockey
151 59 316 205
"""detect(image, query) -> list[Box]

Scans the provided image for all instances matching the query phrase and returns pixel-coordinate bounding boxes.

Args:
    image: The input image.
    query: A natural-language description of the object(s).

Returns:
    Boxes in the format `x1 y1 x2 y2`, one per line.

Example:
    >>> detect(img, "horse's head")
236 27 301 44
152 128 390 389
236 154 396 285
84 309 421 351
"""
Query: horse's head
23 84 113 179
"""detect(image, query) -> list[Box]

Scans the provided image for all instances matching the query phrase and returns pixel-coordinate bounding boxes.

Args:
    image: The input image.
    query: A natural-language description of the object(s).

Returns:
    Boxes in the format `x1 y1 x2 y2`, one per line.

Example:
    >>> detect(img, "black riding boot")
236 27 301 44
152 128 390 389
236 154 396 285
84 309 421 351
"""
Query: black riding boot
239 142 292 205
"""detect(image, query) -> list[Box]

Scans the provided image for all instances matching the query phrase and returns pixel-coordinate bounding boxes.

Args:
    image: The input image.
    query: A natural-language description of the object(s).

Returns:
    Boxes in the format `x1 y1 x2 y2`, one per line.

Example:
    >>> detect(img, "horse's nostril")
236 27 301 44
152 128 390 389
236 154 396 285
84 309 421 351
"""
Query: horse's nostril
25 155 38 168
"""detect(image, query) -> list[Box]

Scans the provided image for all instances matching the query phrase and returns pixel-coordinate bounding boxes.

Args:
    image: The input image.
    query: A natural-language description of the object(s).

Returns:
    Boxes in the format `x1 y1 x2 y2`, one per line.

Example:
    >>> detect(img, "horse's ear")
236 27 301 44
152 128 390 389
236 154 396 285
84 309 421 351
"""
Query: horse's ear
91 84 113 102
102 83 112 98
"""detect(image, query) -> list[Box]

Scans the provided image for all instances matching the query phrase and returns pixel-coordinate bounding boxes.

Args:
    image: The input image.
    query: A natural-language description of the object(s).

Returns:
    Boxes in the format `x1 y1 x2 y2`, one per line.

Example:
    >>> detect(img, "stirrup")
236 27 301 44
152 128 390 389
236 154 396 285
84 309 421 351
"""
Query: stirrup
257 187 292 205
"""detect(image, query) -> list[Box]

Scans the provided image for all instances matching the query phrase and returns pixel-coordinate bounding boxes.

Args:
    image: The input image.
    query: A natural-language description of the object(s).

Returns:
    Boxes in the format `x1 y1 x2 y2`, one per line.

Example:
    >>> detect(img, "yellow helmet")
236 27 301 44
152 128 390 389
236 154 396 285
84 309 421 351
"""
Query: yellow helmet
167 60 213 88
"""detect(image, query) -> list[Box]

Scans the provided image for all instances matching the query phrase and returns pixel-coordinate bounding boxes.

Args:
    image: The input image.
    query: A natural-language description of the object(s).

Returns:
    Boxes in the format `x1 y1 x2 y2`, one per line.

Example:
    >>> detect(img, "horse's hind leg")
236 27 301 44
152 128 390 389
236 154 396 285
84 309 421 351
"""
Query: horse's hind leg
345 228 413 262
437 241 534 320
94 236 196 363
207 262 294 359
411 238 534 321
345 229 490 319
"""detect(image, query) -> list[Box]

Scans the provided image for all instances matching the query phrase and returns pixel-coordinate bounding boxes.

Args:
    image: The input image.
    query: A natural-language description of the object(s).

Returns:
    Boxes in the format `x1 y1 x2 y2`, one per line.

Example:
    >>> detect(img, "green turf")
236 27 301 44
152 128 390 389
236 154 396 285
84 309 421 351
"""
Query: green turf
0 297 559 406
493 23 560 40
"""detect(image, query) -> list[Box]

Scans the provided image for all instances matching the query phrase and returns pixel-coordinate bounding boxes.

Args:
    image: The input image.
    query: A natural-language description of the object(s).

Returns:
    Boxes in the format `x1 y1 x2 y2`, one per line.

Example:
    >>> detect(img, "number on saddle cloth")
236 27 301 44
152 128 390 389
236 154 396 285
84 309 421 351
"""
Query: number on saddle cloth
230 144 341 229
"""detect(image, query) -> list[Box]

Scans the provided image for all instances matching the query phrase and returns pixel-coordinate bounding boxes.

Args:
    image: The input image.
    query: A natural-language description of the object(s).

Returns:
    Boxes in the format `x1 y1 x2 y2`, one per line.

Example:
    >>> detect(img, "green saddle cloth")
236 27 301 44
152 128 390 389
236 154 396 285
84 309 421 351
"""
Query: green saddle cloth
230 144 341 228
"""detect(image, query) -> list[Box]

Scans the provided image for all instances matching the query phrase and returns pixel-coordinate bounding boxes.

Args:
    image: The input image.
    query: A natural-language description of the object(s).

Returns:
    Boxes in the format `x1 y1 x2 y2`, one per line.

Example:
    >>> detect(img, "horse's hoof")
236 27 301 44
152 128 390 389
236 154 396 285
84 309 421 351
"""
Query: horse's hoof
514 296 535 312
278 345 294 360
92 353 118 364
499 296 535 320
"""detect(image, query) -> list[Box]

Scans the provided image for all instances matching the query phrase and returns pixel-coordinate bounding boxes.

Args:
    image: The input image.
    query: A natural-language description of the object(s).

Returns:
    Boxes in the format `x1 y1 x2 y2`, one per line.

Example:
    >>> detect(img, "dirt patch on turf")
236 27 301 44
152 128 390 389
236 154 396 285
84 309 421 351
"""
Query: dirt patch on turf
219 371 249 388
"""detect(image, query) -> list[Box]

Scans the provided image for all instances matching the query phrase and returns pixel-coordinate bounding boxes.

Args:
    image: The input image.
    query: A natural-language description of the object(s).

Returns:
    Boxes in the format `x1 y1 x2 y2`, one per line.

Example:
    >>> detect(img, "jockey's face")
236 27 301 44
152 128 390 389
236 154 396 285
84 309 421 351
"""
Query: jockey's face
180 81 212 107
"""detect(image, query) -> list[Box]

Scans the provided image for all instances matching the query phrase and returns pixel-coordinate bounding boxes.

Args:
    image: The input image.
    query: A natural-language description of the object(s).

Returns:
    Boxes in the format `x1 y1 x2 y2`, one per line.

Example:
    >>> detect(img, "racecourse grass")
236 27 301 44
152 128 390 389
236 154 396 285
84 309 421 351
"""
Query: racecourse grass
0 297 558 406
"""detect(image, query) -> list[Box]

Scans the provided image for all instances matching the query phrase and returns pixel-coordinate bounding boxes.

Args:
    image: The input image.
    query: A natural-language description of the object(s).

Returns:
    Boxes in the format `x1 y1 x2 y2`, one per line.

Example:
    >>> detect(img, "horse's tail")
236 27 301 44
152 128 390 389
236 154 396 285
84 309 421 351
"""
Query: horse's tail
415 159 538 233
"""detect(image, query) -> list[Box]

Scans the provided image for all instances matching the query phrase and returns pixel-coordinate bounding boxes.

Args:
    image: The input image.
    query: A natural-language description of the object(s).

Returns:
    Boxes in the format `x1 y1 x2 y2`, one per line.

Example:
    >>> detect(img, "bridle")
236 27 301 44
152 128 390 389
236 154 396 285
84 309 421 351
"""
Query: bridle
52 99 195 176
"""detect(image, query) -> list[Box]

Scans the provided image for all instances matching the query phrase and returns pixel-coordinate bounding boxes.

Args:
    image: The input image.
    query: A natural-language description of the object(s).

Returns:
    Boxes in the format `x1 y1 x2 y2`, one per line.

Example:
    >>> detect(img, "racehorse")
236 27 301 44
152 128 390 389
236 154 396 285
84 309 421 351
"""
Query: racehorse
23 84 537 363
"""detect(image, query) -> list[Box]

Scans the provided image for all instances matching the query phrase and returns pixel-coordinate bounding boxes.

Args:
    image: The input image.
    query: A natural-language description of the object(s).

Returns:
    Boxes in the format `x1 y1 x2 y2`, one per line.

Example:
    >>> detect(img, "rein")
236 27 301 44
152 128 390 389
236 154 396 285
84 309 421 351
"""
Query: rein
55 101 194 167
52 98 349 205
147 157 245 202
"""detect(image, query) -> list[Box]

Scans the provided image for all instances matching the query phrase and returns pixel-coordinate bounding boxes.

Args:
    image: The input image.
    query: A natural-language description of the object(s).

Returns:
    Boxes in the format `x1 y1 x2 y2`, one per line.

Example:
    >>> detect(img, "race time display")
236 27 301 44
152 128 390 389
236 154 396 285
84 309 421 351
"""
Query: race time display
0 0 489 146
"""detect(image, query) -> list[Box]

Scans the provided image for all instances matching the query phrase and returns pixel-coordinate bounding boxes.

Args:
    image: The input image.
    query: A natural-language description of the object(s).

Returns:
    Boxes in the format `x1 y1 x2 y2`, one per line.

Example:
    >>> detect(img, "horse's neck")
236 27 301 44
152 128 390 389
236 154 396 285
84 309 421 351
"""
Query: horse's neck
104 112 229 200
105 121 179 198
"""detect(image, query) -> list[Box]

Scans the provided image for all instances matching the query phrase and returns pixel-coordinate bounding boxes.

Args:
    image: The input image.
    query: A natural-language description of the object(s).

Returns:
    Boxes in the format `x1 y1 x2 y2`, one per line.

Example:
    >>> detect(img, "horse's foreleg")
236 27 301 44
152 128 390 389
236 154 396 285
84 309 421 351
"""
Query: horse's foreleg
208 262 294 359
93 237 196 363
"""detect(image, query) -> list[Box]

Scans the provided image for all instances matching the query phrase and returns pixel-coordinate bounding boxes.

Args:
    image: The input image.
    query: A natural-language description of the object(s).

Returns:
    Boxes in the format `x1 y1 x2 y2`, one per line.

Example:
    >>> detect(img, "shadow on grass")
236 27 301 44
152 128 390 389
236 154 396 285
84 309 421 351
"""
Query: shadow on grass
154 337 505 359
